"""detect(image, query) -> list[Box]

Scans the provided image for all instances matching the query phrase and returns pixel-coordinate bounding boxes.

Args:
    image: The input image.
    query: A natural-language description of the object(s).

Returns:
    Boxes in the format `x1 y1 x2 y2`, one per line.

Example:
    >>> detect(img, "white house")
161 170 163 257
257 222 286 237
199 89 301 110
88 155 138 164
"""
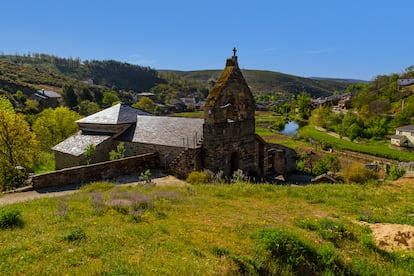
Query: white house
398 78 414 87
391 125 414 147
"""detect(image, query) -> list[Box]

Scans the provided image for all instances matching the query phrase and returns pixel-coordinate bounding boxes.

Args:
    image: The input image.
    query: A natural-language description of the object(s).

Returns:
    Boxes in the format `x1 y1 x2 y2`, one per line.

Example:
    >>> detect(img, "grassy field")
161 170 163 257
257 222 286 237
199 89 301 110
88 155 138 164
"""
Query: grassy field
298 125 414 162
2 181 414 275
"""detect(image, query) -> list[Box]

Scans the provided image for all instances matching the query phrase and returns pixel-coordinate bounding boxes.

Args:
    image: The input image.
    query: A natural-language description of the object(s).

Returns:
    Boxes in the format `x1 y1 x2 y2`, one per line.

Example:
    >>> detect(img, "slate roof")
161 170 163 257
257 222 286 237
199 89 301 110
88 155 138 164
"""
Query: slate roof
396 125 414 132
391 134 406 140
52 131 112 156
76 103 150 125
35 89 62 99
118 116 204 148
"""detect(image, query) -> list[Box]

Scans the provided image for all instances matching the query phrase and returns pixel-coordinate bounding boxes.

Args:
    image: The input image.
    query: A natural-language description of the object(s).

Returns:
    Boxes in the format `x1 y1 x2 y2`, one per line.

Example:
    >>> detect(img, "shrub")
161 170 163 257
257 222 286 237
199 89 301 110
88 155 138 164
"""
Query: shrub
313 154 340 176
0 208 23 229
139 169 151 183
231 169 249 183
109 142 125 160
63 228 86 242
342 164 378 184
388 164 405 180
186 171 209 184
0 165 27 191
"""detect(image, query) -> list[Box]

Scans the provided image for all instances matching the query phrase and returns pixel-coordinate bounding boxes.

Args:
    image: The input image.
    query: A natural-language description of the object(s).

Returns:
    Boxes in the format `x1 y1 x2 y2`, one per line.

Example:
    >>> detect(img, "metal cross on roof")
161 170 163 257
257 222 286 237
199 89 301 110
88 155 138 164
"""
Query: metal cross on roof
233 47 237 57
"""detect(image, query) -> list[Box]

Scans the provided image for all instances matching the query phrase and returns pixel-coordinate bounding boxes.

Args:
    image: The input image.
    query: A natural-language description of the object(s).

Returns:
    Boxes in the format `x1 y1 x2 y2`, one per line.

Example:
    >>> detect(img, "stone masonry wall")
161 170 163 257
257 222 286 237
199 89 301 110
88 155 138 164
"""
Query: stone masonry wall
32 153 159 188
123 142 184 170
202 120 256 176
168 148 202 179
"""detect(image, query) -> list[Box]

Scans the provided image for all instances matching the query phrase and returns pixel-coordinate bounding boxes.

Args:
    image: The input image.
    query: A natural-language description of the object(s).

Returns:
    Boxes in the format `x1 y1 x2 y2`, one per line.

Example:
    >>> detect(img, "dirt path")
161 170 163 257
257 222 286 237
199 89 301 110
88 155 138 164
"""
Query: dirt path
368 223 414 252
0 170 187 206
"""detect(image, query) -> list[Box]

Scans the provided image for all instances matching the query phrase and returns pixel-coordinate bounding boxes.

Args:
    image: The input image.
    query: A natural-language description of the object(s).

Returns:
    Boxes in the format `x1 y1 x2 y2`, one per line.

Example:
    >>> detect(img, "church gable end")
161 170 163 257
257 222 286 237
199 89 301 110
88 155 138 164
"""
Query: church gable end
202 49 257 177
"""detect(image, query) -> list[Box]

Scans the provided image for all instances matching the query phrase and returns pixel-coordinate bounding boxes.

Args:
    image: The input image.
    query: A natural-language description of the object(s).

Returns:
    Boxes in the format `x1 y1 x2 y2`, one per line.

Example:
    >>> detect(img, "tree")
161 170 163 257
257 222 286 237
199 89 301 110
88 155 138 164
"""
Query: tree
0 109 39 190
84 144 96 165
32 107 80 150
102 92 120 106
78 100 100 116
312 155 340 175
24 99 39 114
0 96 14 112
296 92 311 120
309 106 332 128
79 88 94 102
63 85 78 108
132 96 155 113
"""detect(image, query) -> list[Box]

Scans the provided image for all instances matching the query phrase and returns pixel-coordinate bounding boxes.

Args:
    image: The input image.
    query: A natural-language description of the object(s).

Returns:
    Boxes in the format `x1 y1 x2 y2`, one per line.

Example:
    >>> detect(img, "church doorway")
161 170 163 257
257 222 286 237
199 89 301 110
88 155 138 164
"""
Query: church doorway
230 152 239 175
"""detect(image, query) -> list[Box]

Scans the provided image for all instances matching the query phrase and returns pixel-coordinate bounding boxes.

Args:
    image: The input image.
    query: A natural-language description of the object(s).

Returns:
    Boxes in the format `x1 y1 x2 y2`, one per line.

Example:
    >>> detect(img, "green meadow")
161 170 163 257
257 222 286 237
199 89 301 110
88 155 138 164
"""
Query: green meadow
2 181 414 275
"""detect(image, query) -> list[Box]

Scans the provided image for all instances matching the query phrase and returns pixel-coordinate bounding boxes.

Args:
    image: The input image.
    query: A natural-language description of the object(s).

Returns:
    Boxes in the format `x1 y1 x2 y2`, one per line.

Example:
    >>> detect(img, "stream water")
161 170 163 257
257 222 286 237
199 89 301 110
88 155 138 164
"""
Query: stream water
280 121 299 136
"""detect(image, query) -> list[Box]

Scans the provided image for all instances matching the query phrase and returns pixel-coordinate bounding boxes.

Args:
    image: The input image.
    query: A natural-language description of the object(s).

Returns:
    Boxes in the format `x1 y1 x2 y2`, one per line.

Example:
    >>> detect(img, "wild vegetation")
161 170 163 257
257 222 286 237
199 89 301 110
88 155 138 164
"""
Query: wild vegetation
1 181 414 275
169 69 352 98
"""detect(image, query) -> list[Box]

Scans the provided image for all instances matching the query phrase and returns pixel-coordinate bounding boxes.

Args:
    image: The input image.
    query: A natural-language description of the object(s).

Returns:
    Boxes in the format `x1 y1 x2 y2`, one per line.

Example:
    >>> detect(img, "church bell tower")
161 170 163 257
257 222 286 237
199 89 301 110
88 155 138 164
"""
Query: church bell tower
202 49 257 177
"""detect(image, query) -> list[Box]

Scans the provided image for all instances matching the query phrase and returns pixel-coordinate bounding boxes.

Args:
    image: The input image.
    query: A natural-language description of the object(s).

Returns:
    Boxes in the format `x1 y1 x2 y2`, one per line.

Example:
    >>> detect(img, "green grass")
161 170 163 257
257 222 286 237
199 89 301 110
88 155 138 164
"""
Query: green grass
170 111 204 118
299 125 414 162
2 181 414 275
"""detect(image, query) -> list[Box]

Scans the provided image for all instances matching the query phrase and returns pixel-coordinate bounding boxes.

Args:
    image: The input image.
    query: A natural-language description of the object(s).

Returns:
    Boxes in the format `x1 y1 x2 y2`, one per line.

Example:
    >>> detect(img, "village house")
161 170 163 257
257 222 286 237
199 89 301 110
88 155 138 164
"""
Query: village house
398 78 414 87
52 50 296 179
391 125 414 147
30 89 61 108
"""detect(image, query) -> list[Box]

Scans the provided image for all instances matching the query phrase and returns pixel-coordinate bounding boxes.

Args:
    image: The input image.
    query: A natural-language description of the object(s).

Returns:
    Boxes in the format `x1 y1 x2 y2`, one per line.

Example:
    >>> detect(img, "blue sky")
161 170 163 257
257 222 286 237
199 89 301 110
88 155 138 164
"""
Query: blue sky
1 0 413 80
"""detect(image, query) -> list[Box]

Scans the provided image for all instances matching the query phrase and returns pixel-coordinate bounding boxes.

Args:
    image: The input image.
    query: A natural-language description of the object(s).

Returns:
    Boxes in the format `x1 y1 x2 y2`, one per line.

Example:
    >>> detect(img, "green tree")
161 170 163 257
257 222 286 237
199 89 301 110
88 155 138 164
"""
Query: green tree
102 92 120 106
132 96 155 112
0 109 39 190
312 155 340 175
79 88 94 102
24 99 40 114
296 92 311 120
310 106 331 128
32 107 80 150
0 96 14 112
78 100 100 116
63 85 78 108
84 144 96 165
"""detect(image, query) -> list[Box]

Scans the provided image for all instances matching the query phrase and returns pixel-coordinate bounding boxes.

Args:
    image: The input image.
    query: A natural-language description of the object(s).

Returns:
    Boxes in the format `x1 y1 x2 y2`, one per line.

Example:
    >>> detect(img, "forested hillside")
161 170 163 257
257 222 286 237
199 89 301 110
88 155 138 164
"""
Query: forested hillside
0 54 163 92
168 69 355 98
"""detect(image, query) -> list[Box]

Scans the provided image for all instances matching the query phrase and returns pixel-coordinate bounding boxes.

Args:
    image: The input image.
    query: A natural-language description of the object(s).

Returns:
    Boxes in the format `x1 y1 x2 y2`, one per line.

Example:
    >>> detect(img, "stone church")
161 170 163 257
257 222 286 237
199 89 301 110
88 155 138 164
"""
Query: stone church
53 51 295 179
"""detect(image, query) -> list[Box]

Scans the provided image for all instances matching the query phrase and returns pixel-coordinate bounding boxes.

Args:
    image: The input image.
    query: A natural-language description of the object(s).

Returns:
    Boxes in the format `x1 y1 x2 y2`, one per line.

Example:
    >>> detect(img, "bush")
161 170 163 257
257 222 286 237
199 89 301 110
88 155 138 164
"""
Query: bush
342 164 378 184
313 155 340 176
0 208 23 229
388 164 405 180
63 228 86 242
186 171 209 184
0 165 27 191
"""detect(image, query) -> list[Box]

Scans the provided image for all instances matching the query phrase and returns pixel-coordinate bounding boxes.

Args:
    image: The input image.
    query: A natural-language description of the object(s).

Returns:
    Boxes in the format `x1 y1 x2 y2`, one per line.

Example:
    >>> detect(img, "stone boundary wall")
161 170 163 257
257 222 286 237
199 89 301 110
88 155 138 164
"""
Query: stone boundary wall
31 153 159 189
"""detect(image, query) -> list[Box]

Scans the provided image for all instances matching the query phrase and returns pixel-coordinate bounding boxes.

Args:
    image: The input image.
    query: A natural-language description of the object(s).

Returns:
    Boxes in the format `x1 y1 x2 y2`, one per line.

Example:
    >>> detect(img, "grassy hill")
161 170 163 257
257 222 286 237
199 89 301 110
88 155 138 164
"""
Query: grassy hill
1 181 414 275
168 69 358 98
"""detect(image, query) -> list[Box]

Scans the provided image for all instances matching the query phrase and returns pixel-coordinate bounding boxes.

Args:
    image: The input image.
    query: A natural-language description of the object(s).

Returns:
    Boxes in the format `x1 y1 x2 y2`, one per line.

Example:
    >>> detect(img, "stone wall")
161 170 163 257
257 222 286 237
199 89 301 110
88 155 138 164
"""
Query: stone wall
123 142 184 169
168 148 202 179
202 120 256 177
54 138 117 170
32 153 159 188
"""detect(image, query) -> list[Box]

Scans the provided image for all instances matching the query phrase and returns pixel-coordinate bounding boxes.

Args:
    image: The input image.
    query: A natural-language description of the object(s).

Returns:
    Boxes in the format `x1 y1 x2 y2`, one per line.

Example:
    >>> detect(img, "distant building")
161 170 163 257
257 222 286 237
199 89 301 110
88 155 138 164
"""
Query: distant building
180 97 197 110
398 79 414 87
133 92 156 103
391 125 414 147
30 89 61 108
81 79 94 85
